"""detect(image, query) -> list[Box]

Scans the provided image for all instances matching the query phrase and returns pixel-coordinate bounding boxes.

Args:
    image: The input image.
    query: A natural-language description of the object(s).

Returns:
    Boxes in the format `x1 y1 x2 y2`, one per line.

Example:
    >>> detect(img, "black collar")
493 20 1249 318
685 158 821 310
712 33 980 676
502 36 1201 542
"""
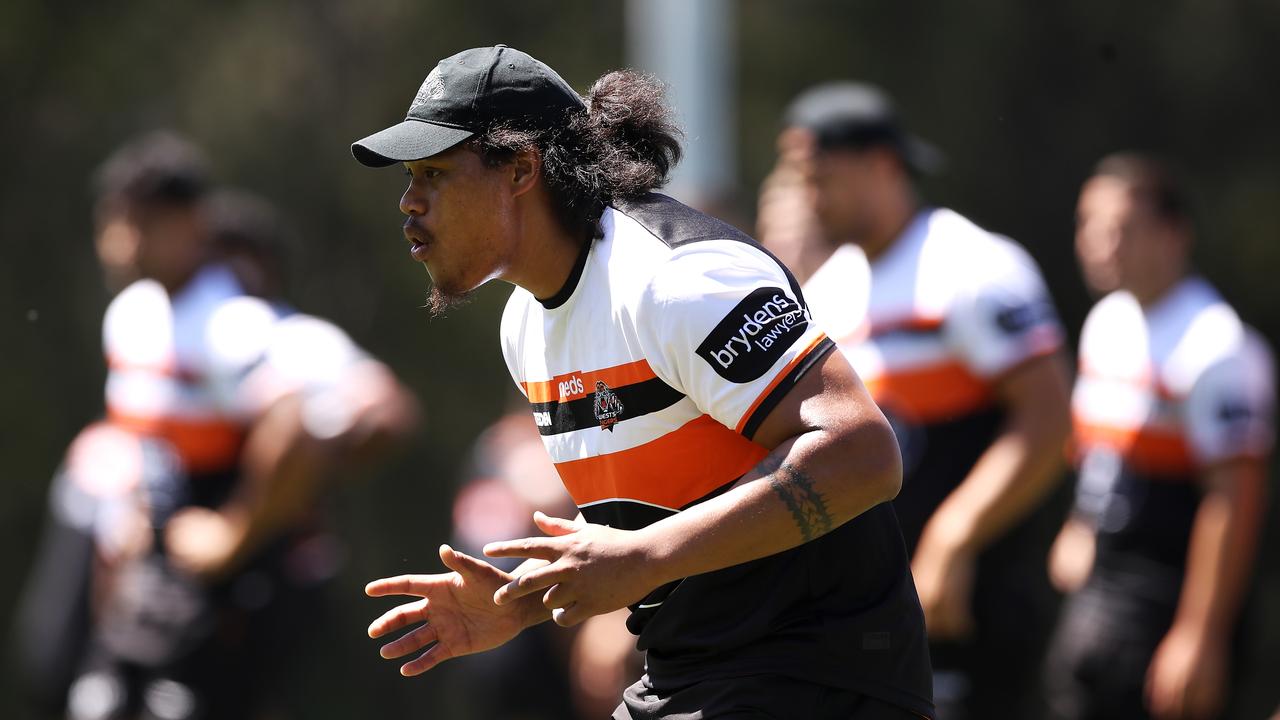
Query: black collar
537 238 592 309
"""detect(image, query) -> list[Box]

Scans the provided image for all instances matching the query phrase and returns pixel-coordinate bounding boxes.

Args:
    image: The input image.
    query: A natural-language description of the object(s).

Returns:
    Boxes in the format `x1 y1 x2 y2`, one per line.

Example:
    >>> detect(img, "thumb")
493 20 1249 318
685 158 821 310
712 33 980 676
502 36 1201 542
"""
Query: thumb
533 511 582 537
438 544 491 579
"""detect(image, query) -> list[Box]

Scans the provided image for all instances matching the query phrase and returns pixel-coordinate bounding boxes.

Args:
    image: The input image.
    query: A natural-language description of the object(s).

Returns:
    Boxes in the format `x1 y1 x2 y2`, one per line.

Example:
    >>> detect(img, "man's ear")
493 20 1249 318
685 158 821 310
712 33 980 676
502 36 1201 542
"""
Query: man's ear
510 148 541 198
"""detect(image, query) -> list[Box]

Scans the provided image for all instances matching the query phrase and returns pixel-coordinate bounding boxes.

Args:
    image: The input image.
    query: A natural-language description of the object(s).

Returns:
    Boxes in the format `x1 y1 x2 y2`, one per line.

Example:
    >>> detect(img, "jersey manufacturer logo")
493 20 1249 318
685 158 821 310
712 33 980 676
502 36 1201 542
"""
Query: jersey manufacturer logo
558 375 585 400
696 287 808 383
532 410 552 428
592 380 625 431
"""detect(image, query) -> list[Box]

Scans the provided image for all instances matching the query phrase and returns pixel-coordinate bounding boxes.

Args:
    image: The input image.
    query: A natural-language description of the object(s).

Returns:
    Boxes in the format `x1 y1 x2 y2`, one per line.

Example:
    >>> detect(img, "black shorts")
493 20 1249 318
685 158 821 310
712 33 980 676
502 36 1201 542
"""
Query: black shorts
613 674 926 720
1042 583 1178 720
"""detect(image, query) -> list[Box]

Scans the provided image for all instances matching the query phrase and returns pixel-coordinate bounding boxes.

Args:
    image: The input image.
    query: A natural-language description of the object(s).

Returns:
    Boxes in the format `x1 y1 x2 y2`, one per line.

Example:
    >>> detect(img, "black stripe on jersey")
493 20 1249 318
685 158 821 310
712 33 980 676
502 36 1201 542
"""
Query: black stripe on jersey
740 337 837 439
579 474 741 530
583 476 743 620
613 193 811 314
530 376 685 436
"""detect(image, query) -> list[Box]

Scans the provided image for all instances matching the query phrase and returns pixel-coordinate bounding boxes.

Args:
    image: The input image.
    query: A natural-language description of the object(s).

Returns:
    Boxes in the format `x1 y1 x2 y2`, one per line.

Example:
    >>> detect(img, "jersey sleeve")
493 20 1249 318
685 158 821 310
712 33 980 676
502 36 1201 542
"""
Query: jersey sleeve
944 240 1064 378
1183 332 1275 465
203 296 281 418
635 240 834 437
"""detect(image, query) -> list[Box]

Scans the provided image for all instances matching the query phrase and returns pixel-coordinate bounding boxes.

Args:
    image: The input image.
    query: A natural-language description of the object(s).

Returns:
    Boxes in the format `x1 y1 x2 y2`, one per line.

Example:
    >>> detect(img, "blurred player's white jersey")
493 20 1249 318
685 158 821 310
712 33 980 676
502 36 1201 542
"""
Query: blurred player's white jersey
104 263 368 473
1073 276 1275 476
803 207 1062 426
500 200 829 526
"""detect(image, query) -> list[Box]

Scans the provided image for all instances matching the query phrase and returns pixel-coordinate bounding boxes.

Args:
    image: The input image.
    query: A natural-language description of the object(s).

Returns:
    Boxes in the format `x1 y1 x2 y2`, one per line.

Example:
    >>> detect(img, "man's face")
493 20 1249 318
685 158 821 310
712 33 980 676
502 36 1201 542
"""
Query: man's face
807 146 881 245
94 201 205 291
400 145 517 313
1075 176 1176 297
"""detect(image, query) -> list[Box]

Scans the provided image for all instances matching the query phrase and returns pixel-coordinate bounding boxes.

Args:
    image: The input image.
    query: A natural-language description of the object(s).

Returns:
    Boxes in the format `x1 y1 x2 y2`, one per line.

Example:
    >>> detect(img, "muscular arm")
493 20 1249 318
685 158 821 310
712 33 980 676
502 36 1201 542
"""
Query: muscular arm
922 351 1071 553
1145 457 1268 719
166 362 420 578
642 348 901 577
1171 458 1268 644
487 349 903 623
911 351 1071 636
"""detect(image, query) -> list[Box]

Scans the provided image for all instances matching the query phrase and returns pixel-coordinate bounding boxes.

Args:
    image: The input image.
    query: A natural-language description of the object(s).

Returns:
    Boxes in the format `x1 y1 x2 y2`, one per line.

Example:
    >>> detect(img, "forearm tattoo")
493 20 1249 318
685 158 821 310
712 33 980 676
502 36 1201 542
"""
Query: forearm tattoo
762 457 833 542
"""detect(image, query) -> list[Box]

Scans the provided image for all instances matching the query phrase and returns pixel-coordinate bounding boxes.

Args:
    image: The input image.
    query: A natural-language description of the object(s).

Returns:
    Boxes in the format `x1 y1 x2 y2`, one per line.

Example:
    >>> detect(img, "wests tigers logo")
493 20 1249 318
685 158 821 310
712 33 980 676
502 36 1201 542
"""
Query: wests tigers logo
593 380 624 432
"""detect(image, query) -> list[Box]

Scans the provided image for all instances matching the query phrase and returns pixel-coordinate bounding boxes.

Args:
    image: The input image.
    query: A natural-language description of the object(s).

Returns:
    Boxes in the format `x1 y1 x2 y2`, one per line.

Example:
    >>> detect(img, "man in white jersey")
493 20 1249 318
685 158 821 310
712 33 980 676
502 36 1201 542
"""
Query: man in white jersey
1043 153 1274 720
789 82 1073 719
352 45 934 718
18 132 418 720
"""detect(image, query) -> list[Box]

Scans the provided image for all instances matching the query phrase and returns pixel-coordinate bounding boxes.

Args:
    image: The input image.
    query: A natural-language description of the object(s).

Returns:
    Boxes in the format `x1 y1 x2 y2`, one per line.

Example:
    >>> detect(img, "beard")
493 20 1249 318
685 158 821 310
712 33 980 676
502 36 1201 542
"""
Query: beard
424 283 475 317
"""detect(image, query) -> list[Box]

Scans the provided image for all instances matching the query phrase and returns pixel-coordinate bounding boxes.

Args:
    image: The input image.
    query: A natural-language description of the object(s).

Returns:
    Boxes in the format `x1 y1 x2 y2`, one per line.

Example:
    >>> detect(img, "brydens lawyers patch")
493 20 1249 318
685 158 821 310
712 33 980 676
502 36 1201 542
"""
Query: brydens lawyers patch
696 287 808 383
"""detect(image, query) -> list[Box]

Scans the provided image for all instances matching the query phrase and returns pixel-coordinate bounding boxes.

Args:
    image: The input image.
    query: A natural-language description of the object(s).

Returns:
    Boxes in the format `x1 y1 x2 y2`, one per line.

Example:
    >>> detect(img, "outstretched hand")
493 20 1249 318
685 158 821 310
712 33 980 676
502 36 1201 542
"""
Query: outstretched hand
484 511 660 627
365 544 533 676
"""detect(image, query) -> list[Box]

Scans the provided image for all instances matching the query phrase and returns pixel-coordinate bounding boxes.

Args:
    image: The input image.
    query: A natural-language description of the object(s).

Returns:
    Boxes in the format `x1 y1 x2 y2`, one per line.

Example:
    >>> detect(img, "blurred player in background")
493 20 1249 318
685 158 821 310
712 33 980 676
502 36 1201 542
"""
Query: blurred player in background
1044 153 1275 720
789 82 1073 719
755 125 829 285
15 131 419 720
354 45 932 718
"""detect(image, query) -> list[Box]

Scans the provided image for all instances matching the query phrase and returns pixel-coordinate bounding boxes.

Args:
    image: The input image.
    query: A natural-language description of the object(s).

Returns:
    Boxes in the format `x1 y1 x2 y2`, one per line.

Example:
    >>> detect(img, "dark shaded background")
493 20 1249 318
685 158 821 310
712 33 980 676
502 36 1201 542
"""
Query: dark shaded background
3 1 1278 716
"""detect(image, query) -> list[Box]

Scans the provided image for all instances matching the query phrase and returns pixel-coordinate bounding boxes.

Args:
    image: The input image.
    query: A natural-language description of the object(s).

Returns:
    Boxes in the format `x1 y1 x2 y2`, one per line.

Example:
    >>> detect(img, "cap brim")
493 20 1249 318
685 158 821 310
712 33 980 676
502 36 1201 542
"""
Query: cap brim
903 135 946 176
350 119 475 168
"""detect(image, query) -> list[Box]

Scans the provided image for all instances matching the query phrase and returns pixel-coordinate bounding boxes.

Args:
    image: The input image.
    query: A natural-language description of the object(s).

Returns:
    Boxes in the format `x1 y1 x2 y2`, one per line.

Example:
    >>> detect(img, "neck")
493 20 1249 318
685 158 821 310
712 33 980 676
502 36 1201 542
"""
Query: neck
156 254 207 296
507 191 586 301
1132 270 1187 309
860 189 919 262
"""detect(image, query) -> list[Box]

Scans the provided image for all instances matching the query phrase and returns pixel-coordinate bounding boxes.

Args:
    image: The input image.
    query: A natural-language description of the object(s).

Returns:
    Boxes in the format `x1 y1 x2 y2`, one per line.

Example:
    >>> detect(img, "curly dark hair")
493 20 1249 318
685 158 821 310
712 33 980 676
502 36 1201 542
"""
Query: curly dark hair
92 130 211 211
469 69 683 240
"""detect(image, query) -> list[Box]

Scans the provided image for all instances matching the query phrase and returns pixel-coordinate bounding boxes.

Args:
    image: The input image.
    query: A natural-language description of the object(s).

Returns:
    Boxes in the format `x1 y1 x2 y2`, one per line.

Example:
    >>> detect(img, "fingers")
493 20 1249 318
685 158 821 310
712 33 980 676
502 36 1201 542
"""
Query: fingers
483 536 563 562
368 598 428 639
494 565 560 606
366 574 429 598
379 620 439 660
552 602 586 627
401 642 454 676
438 544 496 579
532 510 582 537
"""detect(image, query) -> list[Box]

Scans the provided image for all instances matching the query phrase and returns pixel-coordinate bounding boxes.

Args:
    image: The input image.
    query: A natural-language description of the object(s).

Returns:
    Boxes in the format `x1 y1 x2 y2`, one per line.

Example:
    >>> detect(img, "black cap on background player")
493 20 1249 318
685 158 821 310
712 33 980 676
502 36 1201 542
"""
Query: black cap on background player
786 81 945 175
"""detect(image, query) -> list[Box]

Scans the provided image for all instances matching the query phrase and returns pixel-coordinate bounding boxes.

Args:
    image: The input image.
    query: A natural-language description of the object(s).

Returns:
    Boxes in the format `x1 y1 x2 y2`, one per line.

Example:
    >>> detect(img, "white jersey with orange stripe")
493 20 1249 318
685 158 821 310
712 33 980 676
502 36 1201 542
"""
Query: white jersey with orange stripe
803 207 1063 426
500 199 829 524
1073 277 1275 476
1071 277 1274 583
103 263 368 474
498 194 932 714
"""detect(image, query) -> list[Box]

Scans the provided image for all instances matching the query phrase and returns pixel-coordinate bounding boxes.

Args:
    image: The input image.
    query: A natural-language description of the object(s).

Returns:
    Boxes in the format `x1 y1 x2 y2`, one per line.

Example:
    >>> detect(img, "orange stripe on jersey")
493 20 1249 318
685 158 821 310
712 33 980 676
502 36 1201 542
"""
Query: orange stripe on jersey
108 409 246 474
523 359 658 404
864 360 994 424
868 315 945 337
735 333 830 434
555 414 768 508
1073 417 1195 476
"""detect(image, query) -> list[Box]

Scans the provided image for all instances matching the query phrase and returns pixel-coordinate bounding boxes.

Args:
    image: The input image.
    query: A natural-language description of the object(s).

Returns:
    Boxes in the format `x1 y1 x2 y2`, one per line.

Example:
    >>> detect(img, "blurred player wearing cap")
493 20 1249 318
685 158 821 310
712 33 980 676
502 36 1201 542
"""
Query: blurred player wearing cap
1043 153 1274 720
789 82 1073 719
353 45 934 718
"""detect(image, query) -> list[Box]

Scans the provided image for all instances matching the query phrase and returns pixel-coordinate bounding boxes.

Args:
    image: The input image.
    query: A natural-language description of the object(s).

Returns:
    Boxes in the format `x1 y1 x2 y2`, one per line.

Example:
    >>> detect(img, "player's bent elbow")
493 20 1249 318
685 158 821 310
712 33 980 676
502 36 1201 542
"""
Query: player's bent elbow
873 434 904 504
846 417 903 508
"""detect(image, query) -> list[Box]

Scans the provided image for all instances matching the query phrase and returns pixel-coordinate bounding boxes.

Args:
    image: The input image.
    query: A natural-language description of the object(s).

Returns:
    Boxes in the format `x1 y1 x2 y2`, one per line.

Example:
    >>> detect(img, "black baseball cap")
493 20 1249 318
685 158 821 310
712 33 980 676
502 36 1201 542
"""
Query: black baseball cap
785 82 944 175
351 45 585 168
